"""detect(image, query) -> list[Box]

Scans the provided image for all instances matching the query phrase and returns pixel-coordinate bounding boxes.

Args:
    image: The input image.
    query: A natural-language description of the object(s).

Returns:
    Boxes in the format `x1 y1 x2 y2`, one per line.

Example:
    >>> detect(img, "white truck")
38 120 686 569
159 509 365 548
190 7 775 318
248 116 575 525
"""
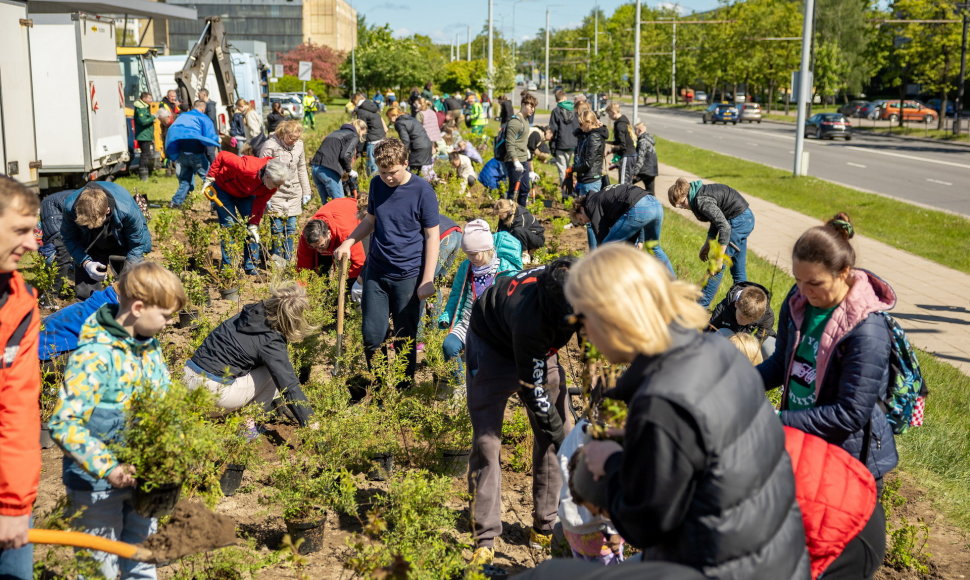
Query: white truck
29 12 129 190
0 0 39 188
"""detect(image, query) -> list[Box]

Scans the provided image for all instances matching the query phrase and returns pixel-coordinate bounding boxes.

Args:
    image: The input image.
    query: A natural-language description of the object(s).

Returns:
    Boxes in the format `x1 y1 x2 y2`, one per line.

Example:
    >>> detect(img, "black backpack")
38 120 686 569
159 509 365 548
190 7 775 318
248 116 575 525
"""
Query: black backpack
493 122 509 160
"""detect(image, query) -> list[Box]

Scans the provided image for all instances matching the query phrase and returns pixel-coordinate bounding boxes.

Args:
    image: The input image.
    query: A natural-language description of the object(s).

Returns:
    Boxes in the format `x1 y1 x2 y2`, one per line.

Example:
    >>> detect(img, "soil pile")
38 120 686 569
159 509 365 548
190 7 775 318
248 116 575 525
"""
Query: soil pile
140 500 238 562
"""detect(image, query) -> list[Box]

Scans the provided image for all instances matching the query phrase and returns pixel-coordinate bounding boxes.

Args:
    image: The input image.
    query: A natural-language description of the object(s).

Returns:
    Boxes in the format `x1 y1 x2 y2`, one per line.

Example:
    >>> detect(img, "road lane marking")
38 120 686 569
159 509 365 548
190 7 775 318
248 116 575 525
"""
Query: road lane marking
926 178 953 186
747 142 760 147
845 146 970 170
847 162 867 168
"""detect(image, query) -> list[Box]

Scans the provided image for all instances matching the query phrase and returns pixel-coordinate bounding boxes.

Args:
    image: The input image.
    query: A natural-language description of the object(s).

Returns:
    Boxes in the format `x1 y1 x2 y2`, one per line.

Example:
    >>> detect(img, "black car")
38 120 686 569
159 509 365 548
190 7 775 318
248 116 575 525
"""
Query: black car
805 113 852 140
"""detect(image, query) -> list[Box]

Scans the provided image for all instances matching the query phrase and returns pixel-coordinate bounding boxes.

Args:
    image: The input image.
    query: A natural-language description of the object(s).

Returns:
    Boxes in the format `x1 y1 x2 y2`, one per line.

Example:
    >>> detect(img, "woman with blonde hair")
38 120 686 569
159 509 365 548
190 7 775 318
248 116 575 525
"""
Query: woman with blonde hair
184 281 315 426
258 120 312 262
568 109 608 196
565 244 809 577
493 198 545 263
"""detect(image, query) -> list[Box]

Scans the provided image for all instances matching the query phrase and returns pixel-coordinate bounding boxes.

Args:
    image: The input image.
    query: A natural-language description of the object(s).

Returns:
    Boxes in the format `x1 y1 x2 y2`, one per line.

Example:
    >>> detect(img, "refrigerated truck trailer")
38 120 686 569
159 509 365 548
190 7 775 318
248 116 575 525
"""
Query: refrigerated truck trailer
0 0 39 188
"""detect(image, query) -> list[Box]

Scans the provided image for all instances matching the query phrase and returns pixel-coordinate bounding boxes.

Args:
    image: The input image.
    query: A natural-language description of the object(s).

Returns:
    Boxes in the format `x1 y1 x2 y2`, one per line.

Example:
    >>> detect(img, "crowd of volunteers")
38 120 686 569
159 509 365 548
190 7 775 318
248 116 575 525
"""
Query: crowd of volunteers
0 84 919 580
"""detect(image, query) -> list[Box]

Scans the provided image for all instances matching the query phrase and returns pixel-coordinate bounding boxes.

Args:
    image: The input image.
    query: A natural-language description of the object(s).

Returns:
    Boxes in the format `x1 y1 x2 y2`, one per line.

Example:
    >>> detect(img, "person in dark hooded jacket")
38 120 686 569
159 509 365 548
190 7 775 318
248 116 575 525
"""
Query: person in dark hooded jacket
548 89 579 184
709 281 776 358
567 244 810 580
569 110 608 197
464 258 577 566
631 122 658 195
386 107 433 175
758 214 898 484
352 92 387 175
310 121 367 203
605 103 636 184
184 282 314 427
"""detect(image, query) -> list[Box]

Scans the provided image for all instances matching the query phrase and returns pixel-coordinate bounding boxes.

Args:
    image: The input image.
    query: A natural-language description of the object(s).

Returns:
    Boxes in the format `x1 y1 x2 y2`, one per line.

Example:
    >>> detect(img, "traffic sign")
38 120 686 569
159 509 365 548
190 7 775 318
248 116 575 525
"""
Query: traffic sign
298 61 312 81
274 64 284 78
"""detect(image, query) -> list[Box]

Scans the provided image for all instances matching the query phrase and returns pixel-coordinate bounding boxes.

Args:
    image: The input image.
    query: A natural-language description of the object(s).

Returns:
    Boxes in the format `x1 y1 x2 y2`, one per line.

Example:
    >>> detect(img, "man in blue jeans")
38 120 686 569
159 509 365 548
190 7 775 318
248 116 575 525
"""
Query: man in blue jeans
334 138 439 389
164 100 221 208
309 121 366 203
502 93 536 207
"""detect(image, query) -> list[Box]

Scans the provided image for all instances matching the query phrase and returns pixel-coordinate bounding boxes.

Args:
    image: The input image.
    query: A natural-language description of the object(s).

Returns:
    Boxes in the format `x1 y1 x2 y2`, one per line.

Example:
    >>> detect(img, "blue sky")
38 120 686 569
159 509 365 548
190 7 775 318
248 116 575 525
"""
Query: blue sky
351 0 720 45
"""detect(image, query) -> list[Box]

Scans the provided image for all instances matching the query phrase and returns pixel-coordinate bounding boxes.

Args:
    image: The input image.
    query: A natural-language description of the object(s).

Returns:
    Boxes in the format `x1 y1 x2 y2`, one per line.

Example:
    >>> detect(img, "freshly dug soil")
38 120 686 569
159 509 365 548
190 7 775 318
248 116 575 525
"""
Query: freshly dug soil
140 500 238 562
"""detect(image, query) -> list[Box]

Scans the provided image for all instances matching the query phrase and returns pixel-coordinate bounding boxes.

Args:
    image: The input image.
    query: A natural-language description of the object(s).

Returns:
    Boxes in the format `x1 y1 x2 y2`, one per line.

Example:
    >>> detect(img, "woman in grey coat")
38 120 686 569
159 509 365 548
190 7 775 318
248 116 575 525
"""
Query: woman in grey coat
258 120 312 262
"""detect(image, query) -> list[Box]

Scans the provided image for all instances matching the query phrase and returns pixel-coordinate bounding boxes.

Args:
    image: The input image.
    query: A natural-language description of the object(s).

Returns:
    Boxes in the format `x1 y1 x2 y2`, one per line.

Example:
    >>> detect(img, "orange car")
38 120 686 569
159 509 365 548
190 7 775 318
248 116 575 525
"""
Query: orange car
878 100 938 123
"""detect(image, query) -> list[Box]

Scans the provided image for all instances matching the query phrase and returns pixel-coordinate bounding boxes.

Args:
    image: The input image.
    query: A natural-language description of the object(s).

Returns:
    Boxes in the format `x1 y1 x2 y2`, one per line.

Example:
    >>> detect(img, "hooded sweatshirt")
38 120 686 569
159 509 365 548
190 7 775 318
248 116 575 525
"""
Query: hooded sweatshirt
354 99 386 142
549 101 579 151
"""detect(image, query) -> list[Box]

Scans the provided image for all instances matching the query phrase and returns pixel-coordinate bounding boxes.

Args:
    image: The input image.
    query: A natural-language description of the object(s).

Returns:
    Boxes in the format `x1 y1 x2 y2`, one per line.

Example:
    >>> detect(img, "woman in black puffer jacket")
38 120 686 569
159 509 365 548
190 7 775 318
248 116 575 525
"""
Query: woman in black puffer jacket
569 109 608 197
566 244 810 580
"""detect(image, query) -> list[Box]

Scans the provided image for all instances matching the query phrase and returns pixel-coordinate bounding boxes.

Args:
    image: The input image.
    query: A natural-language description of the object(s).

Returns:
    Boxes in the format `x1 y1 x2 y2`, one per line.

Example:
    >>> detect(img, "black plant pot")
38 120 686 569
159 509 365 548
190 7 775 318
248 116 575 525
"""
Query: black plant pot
543 199 553 208
437 448 471 477
284 516 326 554
219 286 240 301
219 464 246 497
366 452 395 482
132 481 182 519
40 424 55 449
177 309 199 329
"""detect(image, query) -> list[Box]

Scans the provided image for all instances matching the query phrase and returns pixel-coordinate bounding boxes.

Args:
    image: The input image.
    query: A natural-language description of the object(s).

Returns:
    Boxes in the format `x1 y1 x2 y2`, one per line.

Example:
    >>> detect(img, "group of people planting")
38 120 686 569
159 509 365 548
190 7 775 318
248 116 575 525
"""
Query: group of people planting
0 87 912 580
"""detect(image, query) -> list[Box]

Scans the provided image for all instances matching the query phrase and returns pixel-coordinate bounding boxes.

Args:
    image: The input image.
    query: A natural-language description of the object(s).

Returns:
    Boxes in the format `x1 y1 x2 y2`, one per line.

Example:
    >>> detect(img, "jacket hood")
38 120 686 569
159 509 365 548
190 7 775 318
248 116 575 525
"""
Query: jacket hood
493 231 523 271
236 302 274 335
557 101 575 111
358 99 379 113
789 268 896 398
590 125 609 138
339 123 357 132
76 304 158 355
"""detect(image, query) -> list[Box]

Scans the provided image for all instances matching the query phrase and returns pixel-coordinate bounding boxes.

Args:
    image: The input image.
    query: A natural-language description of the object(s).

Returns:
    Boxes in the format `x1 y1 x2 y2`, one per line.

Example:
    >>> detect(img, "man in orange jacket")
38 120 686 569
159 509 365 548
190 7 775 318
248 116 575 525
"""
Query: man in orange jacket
0 175 41 580
295 197 366 282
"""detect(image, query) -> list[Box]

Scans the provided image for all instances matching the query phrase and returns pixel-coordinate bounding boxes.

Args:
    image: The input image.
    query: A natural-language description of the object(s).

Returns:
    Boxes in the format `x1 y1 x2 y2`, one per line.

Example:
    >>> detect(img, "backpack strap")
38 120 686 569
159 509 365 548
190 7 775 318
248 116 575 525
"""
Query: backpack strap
1 308 34 370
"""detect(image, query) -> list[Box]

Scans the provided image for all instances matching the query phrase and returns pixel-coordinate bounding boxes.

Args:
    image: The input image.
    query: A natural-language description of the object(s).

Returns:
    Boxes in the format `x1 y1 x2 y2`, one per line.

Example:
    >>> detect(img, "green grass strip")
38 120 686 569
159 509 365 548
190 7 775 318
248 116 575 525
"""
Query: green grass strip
656 136 970 275
659 208 970 532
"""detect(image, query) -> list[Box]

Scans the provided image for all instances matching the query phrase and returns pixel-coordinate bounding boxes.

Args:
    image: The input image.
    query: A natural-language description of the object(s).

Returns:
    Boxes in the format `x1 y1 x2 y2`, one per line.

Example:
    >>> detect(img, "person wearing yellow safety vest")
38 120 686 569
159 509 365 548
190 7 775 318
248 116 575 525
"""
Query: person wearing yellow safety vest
466 94 488 136
302 89 318 130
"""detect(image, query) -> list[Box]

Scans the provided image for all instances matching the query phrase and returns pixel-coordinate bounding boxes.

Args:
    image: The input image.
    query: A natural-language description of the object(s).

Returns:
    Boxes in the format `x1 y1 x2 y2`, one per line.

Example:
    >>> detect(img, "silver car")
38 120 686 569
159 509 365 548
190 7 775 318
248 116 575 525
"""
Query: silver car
269 92 304 119
739 103 762 123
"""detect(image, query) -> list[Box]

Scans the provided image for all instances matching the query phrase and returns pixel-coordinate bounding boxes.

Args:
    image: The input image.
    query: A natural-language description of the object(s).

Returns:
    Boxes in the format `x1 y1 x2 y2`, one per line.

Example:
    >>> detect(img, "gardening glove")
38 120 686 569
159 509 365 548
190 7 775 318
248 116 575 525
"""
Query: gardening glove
84 260 107 281
246 224 260 244
302 192 312 206
349 170 358 179
201 177 215 193
350 279 363 303
513 160 524 173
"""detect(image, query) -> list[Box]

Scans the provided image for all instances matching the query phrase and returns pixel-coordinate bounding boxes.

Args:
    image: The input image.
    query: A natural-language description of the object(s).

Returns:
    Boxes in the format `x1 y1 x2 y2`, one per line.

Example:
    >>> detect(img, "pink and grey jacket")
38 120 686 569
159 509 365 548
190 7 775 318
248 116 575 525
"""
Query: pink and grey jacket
758 269 899 479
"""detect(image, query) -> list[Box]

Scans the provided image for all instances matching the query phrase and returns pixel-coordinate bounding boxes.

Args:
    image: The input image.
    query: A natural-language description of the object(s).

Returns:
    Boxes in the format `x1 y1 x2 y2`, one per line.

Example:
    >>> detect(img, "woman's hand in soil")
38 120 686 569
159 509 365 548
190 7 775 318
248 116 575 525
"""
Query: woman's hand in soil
583 439 623 481
107 464 137 488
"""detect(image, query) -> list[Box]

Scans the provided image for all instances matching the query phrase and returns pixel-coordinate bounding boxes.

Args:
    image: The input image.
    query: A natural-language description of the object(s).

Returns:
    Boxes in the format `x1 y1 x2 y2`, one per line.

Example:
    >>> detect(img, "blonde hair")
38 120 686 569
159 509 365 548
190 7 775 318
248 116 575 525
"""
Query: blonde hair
493 198 516 226
565 244 708 359
668 177 691 207
606 102 621 115
73 187 110 228
386 106 402 121
466 248 496 264
728 332 764 365
351 119 368 138
117 262 187 312
0 175 40 216
263 281 312 343
575 101 592 115
275 119 303 140
578 109 601 130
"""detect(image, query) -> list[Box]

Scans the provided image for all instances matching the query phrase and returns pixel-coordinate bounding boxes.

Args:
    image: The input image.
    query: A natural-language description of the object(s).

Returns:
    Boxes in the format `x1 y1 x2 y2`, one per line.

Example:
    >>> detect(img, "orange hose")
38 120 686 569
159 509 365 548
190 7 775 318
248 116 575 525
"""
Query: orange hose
28 529 152 562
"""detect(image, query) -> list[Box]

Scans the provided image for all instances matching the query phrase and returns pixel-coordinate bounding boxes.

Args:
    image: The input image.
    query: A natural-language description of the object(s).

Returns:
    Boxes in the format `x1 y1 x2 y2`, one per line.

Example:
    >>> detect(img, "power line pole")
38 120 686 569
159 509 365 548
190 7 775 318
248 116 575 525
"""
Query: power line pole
467 25 472 61
671 21 677 104
545 7 551 109
488 0 494 105
793 0 815 176
955 3 968 135
633 0 641 125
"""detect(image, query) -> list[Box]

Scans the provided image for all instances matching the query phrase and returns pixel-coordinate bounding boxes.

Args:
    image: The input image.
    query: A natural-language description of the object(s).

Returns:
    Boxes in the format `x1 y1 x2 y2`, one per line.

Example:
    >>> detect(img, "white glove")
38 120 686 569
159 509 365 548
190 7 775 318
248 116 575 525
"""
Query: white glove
513 160 524 173
84 261 107 281
530 171 540 182
246 224 260 244
302 193 312 206
349 170 358 179
350 279 363 303
202 177 215 191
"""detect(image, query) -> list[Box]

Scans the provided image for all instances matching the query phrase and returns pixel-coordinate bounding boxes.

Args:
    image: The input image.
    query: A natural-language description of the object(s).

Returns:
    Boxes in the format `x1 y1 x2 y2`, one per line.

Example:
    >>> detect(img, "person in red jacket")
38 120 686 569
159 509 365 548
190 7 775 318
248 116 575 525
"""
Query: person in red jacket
295 197 366 282
0 176 42 580
203 151 293 274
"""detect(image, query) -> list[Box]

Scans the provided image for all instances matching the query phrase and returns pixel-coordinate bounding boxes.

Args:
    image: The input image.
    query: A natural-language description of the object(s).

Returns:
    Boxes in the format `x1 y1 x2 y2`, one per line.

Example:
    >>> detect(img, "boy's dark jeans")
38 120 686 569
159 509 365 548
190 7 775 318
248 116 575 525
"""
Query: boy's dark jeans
361 272 422 387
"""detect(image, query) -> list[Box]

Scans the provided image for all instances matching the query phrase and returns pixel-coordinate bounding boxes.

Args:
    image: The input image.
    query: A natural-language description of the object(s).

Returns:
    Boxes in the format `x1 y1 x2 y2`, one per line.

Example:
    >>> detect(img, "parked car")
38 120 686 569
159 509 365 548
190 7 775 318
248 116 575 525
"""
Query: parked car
878 100 937 123
739 103 762 123
695 90 708 103
838 100 868 117
805 113 852 140
926 98 955 116
703 103 738 124
269 92 304 119
858 100 886 119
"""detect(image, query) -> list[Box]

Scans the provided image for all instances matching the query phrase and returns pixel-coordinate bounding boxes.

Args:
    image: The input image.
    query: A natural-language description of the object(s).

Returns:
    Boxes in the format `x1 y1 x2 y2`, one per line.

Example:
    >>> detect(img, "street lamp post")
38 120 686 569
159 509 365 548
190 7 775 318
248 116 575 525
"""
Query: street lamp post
671 21 677 104
488 0 494 105
793 0 815 176
633 0 641 125
545 8 550 109
954 2 969 134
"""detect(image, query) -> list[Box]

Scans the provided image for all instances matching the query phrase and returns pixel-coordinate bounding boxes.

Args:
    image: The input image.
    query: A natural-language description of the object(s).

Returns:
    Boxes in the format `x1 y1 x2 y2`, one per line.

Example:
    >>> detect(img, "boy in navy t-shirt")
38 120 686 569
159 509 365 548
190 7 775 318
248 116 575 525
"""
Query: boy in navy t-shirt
335 138 440 387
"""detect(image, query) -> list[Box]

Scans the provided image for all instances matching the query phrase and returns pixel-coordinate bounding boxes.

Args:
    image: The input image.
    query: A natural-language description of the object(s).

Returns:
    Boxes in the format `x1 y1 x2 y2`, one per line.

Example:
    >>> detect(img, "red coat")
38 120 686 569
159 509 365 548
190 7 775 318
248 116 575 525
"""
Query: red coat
0 271 40 516
295 198 365 279
784 426 877 579
207 151 277 225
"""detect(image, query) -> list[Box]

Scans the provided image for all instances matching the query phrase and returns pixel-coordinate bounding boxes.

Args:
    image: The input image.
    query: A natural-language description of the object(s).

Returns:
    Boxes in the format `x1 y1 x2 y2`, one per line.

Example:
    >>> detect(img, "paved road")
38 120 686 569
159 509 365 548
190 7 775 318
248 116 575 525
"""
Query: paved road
621 105 970 217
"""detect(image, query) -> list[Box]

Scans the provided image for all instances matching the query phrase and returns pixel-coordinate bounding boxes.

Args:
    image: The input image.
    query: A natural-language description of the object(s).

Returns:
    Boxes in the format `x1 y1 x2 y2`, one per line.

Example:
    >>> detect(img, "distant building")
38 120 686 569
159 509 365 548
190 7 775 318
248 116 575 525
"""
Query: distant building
165 0 357 57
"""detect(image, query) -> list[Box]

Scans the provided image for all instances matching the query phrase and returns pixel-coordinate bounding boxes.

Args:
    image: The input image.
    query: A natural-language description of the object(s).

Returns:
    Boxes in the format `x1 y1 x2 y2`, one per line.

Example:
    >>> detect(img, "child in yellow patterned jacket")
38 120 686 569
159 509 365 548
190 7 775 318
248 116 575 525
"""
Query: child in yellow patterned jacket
49 262 185 580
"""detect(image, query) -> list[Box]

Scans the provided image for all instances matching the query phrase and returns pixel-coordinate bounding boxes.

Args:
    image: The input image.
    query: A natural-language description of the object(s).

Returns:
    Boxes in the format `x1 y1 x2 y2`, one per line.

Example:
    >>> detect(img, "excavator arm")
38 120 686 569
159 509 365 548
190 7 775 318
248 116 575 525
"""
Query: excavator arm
174 16 237 132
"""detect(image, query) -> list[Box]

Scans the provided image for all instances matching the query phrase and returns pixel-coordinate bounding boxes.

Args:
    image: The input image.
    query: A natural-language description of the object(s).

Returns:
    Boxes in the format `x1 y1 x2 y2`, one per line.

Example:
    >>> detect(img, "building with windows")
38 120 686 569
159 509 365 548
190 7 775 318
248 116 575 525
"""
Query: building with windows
165 0 356 56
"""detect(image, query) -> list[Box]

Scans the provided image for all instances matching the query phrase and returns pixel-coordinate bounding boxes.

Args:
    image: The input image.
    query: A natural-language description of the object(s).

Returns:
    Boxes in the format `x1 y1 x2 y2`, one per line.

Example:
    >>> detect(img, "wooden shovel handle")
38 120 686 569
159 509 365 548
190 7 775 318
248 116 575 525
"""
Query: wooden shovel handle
336 256 349 337
28 529 153 562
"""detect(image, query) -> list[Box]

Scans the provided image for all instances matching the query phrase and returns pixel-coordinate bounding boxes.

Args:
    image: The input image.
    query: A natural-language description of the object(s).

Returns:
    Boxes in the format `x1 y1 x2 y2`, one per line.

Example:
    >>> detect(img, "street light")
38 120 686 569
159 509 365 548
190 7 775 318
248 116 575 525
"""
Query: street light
633 0 641 125
954 2 969 134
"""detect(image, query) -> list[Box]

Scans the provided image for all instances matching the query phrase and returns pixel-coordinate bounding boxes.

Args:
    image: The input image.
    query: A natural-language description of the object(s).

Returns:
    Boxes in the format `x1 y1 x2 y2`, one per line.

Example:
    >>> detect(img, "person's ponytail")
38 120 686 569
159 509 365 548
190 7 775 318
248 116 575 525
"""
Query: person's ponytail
826 212 855 241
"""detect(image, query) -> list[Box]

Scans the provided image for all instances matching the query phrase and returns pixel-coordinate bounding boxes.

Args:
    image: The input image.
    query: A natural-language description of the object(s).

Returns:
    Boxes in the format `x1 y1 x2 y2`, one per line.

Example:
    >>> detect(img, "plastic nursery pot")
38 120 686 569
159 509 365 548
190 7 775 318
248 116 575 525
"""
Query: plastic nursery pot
366 452 395 482
543 199 554 208
219 464 246 497
437 448 471 478
132 480 182 519
284 515 326 554
177 309 199 329
219 286 240 301
40 424 55 449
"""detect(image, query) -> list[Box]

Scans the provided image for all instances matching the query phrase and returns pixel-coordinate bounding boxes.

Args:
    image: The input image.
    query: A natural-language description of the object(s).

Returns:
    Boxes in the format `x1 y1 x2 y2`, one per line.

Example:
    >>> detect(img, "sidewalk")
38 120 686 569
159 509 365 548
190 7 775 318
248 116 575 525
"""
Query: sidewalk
655 163 970 377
